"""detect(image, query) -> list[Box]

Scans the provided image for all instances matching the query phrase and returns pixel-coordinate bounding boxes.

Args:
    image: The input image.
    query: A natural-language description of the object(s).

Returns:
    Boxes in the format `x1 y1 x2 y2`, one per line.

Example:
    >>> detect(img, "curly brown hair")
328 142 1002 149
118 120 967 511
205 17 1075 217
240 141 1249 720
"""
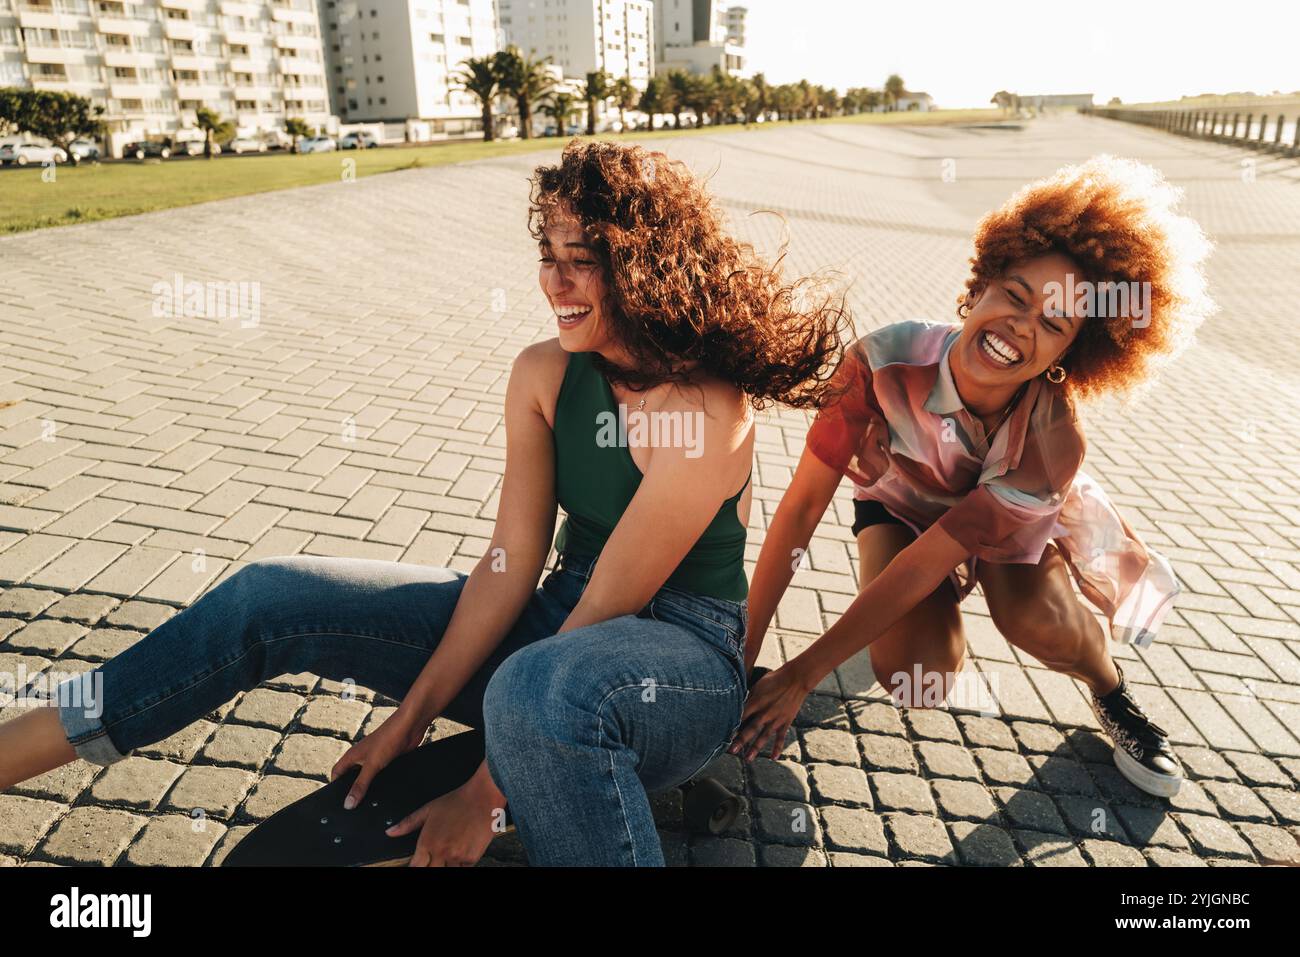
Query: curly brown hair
529 139 851 410
961 154 1215 401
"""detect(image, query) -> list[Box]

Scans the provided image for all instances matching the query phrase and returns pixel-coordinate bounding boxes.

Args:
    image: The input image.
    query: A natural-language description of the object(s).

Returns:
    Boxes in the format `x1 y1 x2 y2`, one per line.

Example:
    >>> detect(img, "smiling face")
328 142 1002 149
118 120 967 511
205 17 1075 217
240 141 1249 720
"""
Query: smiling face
537 207 615 354
952 252 1087 400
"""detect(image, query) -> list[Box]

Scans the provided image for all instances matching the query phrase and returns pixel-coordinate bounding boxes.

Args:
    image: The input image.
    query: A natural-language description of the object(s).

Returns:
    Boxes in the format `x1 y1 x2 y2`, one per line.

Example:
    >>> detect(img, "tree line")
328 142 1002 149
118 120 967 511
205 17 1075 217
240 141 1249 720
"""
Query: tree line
458 47 916 141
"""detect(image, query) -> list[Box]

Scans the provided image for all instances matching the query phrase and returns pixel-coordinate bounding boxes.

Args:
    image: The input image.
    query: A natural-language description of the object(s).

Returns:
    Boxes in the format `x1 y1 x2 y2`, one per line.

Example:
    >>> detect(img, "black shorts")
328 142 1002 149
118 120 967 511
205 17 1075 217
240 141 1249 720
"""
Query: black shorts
850 499 909 537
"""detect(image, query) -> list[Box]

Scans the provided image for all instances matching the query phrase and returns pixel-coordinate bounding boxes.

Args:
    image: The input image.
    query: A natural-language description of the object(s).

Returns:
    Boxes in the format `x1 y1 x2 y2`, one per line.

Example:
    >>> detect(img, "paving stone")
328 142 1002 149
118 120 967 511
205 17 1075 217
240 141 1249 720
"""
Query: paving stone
847 700 906 736
796 693 850 730
903 709 962 743
1200 780 1275 822
995 788 1068 835
1222 751 1292 788
104 601 175 632
1235 822 1300 865
819 805 887 854
1166 778 1220 816
298 695 370 738
753 798 819 846
701 752 744 793
759 844 827 867
691 837 756 866
858 732 917 772
808 763 871 806
41 593 120 625
162 765 257 819
828 852 894 866
239 774 322 822
38 806 147 865
1113 806 1191 850
230 688 306 729
1256 787 1300 825
1145 848 1207 867
1177 745 1241 781
270 732 350 779
916 740 980 780
1089 763 1165 809
0 795 63 856
66 627 142 661
749 757 809 800
801 727 859 765
1080 839 1148 867
931 779 999 823
1063 729 1114 764
949 821 1021 866
974 748 1037 788
1029 754 1100 797
210 825 255 866
885 812 956 863
88 756 184 810
958 715 1017 751
5 620 88 655
0 588 60 619
1174 814 1255 859
10 760 97 804
124 813 227 867
1016 829 1087 867
136 719 218 762
199 724 283 769
1056 795 1129 843
871 772 936 814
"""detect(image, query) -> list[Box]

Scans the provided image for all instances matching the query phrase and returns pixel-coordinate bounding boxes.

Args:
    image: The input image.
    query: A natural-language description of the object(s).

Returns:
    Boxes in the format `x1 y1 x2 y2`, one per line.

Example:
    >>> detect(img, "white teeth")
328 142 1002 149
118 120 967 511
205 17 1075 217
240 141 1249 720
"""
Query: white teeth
554 305 591 318
982 331 1021 365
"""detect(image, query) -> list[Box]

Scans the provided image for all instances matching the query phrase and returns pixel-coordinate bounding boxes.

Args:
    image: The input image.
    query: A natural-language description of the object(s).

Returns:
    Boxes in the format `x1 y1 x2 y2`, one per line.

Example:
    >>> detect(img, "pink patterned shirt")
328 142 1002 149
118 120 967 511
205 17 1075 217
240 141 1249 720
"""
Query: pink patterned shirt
807 320 1179 647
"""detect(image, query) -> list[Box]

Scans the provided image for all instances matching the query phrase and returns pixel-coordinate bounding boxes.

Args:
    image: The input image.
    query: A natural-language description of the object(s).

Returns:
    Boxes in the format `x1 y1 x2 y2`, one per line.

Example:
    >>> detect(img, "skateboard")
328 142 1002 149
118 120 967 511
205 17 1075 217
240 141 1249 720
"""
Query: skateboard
223 666 769 867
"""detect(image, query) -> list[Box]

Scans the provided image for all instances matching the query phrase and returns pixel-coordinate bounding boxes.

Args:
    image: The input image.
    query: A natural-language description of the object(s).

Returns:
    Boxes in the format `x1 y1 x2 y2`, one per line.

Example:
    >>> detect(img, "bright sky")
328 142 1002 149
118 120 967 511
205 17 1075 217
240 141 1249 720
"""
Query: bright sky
740 0 1300 108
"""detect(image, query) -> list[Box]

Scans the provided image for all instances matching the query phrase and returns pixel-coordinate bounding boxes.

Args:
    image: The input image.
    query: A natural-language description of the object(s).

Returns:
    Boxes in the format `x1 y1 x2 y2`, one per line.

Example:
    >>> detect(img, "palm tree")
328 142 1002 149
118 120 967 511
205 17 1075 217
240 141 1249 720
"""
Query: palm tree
612 76 638 133
540 91 579 136
639 75 669 131
452 54 500 142
194 106 233 159
885 74 905 111
493 45 555 140
666 69 692 129
284 117 310 153
750 72 770 122
582 70 609 136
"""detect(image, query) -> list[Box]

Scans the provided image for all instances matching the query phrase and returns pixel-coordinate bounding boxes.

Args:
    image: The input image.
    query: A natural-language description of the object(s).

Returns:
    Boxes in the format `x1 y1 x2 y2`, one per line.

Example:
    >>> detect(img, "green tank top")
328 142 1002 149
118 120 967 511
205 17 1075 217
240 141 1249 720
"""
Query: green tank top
552 350 750 601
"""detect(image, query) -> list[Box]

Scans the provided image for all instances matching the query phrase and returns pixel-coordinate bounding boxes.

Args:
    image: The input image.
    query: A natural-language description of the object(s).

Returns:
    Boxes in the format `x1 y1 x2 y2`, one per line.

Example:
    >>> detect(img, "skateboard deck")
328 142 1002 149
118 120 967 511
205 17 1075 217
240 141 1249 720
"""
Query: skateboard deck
225 667 766 866
223 729 492 867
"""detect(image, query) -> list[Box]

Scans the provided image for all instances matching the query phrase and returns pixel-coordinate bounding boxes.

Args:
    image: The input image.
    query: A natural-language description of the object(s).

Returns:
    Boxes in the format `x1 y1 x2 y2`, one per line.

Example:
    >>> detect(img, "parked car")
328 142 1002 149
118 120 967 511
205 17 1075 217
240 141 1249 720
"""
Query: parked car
68 139 101 161
298 135 336 154
226 137 268 154
175 140 220 157
124 139 172 160
0 142 68 166
338 131 378 150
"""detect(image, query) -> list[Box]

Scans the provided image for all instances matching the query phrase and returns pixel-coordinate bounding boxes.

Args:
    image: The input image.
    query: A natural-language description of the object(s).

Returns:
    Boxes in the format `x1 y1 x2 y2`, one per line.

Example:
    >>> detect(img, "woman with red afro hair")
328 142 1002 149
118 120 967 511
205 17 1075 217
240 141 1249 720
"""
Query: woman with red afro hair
734 155 1215 798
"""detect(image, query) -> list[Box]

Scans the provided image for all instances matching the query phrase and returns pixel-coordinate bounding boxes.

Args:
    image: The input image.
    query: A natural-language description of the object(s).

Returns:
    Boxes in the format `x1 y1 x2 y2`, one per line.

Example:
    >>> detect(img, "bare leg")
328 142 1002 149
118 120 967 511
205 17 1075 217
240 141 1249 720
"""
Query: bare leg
857 524 967 707
0 707 77 791
977 542 1121 695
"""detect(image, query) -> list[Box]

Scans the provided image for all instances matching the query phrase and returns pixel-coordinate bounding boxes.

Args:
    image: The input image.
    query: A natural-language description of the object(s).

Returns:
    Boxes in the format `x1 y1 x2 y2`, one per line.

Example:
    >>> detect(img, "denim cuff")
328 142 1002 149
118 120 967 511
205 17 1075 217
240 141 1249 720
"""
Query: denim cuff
55 672 131 766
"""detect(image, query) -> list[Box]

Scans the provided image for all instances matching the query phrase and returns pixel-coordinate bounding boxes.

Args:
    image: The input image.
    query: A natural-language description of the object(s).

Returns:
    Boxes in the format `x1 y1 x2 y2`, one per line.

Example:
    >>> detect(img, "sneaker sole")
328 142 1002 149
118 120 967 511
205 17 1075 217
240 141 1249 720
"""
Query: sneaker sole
1113 746 1182 798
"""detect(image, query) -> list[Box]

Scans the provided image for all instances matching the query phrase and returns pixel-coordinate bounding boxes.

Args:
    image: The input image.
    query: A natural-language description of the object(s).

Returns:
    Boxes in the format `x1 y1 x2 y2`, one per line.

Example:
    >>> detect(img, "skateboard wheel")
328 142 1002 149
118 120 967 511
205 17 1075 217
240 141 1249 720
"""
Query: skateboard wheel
683 777 741 835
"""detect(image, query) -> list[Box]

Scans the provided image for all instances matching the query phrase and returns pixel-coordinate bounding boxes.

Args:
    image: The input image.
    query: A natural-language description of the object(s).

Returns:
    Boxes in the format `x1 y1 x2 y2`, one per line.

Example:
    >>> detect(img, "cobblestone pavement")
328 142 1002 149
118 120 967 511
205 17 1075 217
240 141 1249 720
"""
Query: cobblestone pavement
2 113 1298 867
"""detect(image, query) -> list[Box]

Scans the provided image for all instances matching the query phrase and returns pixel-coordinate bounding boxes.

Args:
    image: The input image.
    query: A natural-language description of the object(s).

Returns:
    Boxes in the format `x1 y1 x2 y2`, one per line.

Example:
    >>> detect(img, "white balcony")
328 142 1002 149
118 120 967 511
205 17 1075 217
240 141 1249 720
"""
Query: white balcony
272 33 317 52
103 49 154 68
223 29 261 47
109 80 163 99
276 55 321 74
96 17 151 37
158 0 207 10
24 46 80 65
174 82 221 100
169 53 220 71
220 1 261 15
162 18 196 41
282 85 325 101
271 6 317 26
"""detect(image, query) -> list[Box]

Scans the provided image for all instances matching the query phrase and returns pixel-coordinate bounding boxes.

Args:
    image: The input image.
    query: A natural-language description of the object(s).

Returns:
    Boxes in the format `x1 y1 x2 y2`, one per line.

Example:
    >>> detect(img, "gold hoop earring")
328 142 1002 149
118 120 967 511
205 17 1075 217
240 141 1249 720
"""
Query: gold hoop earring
1046 364 1066 384
957 302 970 319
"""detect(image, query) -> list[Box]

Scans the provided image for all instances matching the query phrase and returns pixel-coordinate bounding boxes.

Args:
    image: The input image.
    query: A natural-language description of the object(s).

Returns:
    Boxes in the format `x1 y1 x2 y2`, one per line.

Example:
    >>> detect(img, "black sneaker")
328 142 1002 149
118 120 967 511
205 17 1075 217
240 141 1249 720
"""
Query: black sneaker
1089 663 1183 797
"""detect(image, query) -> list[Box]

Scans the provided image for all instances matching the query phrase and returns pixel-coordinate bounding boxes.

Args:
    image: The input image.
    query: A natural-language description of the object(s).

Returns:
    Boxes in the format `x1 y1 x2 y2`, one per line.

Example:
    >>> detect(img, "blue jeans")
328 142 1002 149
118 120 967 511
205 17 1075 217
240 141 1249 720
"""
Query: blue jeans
55 552 748 866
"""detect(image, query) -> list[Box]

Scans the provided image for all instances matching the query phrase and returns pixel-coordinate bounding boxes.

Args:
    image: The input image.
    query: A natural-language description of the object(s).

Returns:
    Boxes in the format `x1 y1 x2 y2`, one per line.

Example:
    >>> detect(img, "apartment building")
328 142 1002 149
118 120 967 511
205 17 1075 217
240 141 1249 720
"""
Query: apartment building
0 0 331 158
498 0 653 90
316 0 498 133
655 0 744 78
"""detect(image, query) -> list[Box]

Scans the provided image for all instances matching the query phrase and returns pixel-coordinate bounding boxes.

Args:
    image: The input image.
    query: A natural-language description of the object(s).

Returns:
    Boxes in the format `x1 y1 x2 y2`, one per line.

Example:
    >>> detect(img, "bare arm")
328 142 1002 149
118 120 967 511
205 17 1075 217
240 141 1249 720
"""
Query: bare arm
395 344 558 730
743 445 842 673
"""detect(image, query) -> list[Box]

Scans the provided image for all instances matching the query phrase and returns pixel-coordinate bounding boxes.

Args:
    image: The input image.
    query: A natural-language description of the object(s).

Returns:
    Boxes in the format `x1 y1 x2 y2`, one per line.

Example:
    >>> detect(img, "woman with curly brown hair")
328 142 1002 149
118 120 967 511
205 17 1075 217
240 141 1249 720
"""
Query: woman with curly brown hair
0 139 847 866
732 155 1215 798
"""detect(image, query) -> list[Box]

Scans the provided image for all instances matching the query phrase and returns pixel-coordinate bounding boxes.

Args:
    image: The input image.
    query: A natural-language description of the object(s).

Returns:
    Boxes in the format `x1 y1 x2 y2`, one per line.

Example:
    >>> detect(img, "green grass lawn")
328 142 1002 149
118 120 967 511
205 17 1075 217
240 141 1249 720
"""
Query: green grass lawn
0 108 1005 235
